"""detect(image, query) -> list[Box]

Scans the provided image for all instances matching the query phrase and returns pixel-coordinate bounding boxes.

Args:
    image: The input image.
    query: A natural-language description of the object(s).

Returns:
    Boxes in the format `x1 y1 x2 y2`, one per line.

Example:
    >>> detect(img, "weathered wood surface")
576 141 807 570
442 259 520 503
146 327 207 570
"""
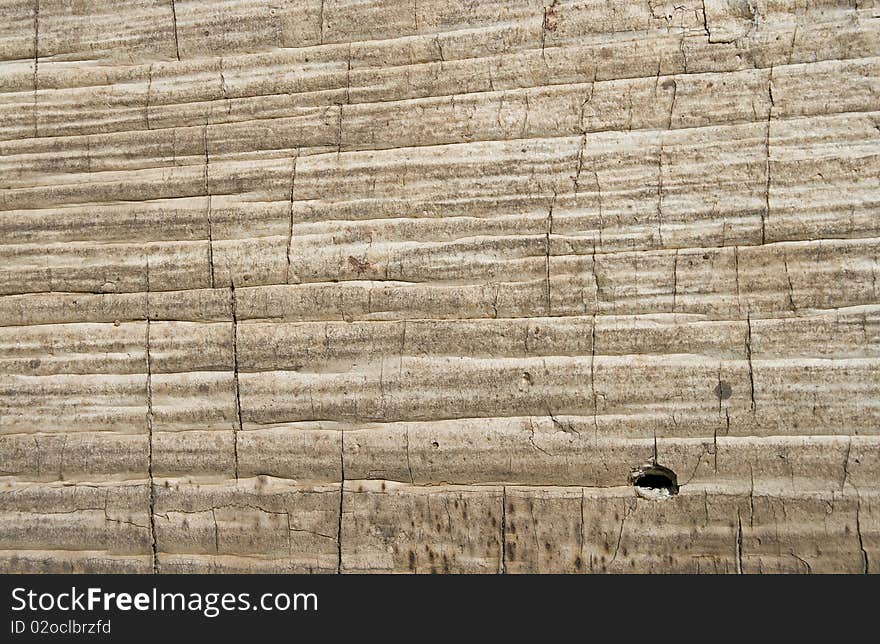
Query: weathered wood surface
0 0 878 573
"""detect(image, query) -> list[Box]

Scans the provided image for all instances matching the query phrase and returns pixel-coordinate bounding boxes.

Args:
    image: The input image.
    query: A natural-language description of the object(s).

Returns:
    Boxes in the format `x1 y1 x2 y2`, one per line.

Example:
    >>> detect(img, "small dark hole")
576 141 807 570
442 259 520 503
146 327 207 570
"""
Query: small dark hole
634 473 675 489
631 464 679 498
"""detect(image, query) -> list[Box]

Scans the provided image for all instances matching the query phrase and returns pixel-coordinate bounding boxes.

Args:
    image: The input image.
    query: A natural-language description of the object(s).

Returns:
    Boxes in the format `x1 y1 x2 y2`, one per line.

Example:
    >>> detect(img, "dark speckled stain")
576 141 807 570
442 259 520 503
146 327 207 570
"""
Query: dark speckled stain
506 542 516 560
575 556 583 570
714 380 733 400
408 550 416 571
347 255 371 274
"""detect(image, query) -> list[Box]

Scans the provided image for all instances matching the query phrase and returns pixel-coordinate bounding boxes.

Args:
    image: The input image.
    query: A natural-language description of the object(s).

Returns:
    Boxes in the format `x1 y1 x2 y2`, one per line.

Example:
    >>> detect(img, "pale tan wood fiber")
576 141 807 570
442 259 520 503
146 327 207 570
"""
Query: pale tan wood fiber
1 0 878 573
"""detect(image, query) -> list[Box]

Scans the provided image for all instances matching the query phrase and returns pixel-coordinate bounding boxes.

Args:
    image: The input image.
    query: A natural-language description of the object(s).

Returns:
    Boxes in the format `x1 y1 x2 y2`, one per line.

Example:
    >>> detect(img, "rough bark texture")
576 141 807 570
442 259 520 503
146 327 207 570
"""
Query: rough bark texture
1 0 879 574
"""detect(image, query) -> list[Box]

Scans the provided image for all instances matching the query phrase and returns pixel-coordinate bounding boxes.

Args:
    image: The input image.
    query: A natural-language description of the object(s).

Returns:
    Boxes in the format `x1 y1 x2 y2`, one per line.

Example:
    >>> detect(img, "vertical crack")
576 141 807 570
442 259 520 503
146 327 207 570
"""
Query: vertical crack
230 285 241 480
735 512 744 573
337 429 345 574
336 105 343 156
32 0 39 138
145 64 153 130
748 464 755 527
170 0 181 61
782 255 796 311
745 314 756 413
344 45 352 105
787 24 798 65
733 245 742 312
700 0 711 37
540 1 558 64
573 134 587 193
33 436 41 478
203 121 215 289
211 509 220 553
527 417 552 456
434 35 445 63
609 503 632 566
712 424 718 473
590 241 601 311
590 313 599 442
672 249 679 312
540 8 547 59
841 437 852 492
679 32 690 73
500 486 507 574
404 429 414 484
521 93 531 138
656 141 665 246
856 495 870 574
145 261 159 574
286 153 299 284
219 57 232 116
579 488 585 569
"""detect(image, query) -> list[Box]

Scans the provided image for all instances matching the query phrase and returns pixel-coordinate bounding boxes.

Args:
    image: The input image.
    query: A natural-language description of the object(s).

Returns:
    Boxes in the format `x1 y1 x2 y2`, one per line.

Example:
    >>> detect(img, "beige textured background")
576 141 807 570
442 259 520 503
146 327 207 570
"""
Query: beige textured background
1 0 879 573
